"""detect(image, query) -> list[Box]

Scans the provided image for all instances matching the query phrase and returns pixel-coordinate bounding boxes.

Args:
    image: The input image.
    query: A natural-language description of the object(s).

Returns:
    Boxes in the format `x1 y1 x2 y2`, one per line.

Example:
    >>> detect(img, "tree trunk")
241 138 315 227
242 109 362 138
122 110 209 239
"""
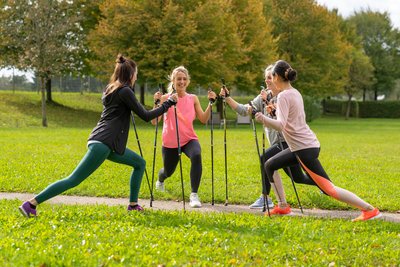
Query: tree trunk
41 77 48 127
362 88 366 102
46 77 52 102
374 89 378 101
12 68 15 93
345 94 352 120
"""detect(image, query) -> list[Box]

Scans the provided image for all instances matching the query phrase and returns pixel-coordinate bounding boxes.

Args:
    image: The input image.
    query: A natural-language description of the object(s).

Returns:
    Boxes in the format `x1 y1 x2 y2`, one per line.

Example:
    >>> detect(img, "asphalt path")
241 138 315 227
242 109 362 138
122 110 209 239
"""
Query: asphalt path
2 192 399 223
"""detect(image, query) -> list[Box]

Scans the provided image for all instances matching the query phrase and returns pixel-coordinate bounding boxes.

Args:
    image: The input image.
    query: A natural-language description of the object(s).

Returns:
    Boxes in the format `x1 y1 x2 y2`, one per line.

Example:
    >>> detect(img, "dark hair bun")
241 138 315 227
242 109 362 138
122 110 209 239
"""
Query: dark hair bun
286 68 297 82
116 54 126 64
273 60 297 82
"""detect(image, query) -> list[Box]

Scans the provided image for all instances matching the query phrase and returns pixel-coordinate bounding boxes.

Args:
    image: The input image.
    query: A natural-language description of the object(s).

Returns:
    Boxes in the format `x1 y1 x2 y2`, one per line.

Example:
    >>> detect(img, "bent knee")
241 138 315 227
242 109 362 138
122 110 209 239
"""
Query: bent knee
264 159 275 172
134 158 146 170
140 158 146 167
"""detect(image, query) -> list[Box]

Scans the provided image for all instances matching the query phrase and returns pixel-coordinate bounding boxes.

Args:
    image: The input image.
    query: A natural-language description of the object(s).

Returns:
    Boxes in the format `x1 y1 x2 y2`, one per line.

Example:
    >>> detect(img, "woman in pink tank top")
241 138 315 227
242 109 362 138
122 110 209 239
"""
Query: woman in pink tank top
255 60 381 222
152 66 217 208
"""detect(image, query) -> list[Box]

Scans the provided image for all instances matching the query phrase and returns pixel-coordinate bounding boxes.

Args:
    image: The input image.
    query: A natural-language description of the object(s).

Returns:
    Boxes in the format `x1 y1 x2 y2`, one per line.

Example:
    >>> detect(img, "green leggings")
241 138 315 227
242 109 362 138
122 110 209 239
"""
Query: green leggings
35 142 145 204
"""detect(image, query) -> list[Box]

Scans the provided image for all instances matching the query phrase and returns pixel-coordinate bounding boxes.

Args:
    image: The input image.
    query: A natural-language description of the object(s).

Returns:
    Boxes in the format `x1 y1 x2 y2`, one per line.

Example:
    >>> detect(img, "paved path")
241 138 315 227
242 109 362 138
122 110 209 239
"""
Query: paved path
2 192 399 223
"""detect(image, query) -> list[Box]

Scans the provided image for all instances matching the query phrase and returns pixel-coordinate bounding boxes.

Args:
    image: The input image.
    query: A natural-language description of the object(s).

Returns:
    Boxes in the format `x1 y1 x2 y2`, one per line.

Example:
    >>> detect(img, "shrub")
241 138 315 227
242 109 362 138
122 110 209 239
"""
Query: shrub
303 95 322 122
358 101 400 118
323 99 400 118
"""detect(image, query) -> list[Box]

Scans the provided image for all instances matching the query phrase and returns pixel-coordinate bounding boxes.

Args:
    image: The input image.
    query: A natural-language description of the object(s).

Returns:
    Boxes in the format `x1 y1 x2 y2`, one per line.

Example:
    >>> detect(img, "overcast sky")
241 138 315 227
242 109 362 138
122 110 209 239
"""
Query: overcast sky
316 0 400 29
2 0 399 80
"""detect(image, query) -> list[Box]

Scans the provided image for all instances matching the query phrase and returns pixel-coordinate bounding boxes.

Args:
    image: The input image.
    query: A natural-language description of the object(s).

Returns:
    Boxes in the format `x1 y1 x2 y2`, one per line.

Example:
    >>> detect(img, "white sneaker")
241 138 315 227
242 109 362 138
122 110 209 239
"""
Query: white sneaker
249 195 274 209
189 193 202 208
156 180 165 192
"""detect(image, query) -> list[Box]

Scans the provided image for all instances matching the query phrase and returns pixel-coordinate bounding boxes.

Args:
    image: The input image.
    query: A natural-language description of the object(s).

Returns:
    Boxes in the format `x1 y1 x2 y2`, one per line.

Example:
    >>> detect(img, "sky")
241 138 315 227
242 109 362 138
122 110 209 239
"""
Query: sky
1 0 399 80
0 67 34 82
315 0 400 29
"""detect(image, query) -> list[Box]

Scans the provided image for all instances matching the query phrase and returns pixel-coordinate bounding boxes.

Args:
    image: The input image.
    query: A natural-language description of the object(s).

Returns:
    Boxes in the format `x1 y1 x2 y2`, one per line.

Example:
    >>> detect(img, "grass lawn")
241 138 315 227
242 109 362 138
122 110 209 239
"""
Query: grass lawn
1 91 399 211
1 91 399 266
1 200 399 266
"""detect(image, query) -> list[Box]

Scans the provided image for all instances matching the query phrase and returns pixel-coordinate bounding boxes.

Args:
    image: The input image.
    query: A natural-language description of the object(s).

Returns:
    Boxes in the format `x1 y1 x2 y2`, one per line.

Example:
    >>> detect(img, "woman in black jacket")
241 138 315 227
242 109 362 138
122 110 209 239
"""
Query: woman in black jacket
19 54 177 217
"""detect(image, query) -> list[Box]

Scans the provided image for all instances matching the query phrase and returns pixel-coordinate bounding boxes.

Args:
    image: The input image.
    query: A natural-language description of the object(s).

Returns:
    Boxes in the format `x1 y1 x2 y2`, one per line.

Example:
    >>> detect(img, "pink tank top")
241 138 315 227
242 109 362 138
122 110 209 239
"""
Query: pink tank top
162 93 198 148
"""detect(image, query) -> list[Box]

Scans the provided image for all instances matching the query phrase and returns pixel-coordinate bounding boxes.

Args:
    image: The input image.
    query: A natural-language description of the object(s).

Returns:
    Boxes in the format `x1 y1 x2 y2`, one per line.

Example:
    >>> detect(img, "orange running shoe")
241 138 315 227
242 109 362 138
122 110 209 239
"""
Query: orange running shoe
352 208 382 222
265 205 292 216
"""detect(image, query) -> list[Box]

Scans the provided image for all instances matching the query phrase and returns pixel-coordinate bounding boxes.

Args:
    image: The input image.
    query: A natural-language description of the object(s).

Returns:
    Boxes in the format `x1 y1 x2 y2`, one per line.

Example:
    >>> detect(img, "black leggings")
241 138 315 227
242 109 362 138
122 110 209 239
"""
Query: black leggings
264 147 330 195
159 139 202 193
261 143 317 194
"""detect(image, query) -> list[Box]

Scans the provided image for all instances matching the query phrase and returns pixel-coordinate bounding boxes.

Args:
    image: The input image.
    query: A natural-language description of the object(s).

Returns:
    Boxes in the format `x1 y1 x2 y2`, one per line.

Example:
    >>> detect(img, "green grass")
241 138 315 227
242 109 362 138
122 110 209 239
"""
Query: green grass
1 200 399 266
1 91 399 211
0 91 101 128
0 90 245 128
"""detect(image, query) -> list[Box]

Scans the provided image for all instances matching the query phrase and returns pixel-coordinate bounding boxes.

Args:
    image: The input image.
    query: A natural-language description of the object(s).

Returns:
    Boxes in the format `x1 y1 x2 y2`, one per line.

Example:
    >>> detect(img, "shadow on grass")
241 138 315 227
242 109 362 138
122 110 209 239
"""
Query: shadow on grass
4 97 100 128
3 93 159 128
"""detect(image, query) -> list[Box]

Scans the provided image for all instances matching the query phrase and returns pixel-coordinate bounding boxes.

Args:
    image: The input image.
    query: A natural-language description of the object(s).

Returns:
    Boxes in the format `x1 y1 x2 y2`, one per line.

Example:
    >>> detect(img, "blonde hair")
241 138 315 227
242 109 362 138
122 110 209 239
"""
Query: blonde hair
105 54 137 95
264 64 274 77
167 66 190 93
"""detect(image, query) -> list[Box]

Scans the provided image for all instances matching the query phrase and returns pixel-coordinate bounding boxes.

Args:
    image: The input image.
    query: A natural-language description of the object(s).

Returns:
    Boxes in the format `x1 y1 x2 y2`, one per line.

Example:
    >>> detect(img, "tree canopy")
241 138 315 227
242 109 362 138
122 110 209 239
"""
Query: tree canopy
267 0 351 98
87 0 276 93
348 9 400 100
0 0 88 126
1 0 400 106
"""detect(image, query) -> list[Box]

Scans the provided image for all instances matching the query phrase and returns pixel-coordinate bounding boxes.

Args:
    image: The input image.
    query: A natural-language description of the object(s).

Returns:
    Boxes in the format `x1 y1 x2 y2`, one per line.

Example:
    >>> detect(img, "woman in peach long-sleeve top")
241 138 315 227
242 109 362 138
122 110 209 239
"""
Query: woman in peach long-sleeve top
255 60 381 222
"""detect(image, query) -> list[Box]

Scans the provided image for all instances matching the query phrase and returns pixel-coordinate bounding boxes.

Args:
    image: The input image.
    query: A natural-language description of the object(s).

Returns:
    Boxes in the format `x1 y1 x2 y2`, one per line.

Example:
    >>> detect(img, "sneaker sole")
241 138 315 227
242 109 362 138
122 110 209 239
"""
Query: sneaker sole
265 211 293 216
249 205 274 209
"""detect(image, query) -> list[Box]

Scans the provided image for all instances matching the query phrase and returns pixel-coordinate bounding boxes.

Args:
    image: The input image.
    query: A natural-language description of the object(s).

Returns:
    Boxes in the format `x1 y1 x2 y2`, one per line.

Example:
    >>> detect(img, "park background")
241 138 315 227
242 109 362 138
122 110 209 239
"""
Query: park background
1 0 400 266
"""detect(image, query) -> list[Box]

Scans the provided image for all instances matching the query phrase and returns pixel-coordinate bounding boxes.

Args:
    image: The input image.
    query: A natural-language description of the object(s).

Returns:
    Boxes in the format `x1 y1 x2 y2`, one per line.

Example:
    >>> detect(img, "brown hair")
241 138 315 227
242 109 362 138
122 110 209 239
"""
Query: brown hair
104 54 137 95
272 60 297 82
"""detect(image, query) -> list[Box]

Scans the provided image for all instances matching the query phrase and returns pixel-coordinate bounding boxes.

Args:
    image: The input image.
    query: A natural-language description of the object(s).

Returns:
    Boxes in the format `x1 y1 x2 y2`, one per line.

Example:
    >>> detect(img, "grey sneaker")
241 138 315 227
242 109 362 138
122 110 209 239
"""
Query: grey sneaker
189 193 202 208
156 180 165 192
249 195 274 209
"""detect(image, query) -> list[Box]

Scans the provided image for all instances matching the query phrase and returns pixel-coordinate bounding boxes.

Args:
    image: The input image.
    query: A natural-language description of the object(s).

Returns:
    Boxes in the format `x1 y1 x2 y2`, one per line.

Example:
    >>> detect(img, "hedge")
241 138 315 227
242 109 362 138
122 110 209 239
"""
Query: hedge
323 99 400 118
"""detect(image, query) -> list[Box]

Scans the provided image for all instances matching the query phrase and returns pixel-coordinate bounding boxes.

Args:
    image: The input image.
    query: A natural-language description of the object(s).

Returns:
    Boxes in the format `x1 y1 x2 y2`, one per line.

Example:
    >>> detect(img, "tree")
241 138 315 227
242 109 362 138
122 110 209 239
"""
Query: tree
88 0 245 97
12 74 31 92
348 9 400 100
391 79 400 100
344 49 375 119
75 0 104 76
230 0 277 92
266 0 351 98
0 0 87 126
337 16 375 106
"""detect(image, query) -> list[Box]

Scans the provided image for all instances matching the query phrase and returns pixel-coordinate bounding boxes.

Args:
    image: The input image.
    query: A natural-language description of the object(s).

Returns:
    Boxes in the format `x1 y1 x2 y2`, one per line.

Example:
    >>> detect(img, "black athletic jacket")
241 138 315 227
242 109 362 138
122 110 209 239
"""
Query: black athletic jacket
88 85 172 155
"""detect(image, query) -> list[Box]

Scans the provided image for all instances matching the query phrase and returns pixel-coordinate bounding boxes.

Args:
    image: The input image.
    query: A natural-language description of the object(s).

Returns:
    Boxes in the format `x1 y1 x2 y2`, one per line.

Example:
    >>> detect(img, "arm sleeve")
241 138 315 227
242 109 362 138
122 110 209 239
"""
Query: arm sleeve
119 87 171 122
234 95 262 116
276 94 289 129
260 94 288 131
252 95 265 115
234 102 249 116
261 116 283 131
